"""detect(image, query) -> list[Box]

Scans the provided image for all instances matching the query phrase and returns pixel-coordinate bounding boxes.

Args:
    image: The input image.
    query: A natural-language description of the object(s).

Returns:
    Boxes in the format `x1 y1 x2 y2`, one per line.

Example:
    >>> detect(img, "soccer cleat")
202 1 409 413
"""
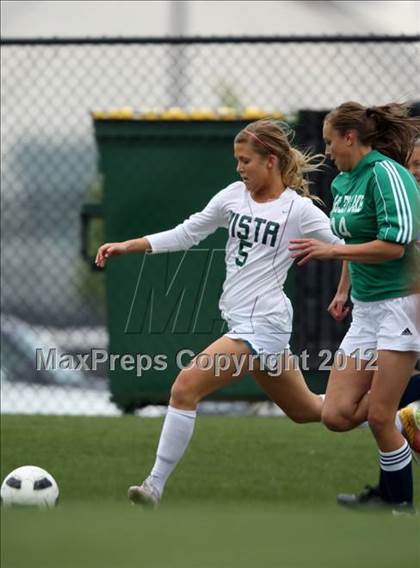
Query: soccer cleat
399 401 420 464
391 502 417 517
336 484 387 509
128 478 161 509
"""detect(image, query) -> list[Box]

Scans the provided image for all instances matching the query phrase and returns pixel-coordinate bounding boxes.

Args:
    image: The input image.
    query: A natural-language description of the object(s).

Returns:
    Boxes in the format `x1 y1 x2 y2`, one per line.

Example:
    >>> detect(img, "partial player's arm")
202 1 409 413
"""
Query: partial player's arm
95 237 151 268
297 198 342 245
146 189 227 254
95 188 228 268
289 238 404 265
296 201 351 319
290 165 418 264
373 161 419 245
328 261 351 321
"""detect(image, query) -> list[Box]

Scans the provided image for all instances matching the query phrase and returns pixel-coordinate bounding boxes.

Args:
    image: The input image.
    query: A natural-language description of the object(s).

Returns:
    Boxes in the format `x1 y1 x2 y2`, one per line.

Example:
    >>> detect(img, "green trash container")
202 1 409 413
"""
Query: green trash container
90 118 300 412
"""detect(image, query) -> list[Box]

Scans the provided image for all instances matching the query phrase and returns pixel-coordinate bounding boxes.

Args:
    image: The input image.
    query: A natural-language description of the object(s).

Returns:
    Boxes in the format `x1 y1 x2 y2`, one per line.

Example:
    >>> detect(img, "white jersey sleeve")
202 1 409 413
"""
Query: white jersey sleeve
145 188 229 253
298 198 343 244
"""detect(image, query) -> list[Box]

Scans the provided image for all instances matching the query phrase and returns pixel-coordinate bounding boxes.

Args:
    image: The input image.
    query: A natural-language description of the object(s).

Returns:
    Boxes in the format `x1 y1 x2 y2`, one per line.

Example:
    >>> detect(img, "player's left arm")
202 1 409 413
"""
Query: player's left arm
288 198 397 265
290 164 419 265
289 239 404 266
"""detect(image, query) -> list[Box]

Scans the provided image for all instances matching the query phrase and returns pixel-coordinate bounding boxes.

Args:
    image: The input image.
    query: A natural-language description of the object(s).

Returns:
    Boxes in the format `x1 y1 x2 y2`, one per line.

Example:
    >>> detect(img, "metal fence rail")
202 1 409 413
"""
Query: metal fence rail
1 35 419 414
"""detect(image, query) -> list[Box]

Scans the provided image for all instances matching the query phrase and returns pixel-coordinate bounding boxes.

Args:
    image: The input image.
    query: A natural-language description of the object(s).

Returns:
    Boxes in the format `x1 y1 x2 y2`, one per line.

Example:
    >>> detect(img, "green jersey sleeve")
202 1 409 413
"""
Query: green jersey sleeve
373 160 419 245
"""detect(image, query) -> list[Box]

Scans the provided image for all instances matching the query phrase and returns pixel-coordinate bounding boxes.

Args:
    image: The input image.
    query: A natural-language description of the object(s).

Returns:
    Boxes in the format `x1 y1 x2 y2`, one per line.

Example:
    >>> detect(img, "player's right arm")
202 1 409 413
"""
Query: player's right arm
328 261 351 321
95 237 151 268
95 185 230 268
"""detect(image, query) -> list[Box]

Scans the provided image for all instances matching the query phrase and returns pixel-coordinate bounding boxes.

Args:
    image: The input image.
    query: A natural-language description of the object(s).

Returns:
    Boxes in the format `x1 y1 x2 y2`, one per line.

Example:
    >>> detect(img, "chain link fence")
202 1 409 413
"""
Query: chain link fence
1 35 419 414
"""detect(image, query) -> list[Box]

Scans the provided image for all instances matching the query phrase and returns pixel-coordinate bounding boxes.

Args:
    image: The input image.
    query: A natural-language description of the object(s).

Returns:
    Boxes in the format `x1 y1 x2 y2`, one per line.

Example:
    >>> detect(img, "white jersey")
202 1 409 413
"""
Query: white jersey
146 181 340 321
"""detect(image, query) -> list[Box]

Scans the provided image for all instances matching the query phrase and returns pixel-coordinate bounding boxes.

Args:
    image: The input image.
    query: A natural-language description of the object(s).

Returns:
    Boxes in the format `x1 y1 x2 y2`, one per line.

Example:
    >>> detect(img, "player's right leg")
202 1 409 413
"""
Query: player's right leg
334 376 420 510
336 352 418 512
128 336 252 507
322 297 378 431
321 356 374 432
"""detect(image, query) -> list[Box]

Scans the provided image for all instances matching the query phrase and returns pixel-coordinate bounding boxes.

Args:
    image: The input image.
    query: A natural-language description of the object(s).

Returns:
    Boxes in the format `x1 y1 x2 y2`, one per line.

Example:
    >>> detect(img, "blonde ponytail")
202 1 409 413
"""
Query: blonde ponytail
283 147 324 204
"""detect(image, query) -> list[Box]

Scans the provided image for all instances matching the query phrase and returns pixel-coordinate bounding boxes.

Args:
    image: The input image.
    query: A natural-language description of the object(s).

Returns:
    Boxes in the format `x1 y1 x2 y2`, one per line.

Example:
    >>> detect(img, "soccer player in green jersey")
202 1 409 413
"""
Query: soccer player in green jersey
290 102 420 513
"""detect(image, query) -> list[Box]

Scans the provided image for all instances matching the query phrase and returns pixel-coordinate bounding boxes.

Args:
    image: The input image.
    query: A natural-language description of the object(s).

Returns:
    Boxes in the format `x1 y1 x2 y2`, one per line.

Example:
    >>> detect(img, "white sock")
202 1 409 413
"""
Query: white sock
149 405 196 496
395 412 403 433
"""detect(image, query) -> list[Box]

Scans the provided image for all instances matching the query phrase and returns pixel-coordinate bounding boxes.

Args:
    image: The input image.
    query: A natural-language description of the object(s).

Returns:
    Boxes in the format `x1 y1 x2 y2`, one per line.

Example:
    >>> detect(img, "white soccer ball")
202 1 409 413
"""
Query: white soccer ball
1 465 59 508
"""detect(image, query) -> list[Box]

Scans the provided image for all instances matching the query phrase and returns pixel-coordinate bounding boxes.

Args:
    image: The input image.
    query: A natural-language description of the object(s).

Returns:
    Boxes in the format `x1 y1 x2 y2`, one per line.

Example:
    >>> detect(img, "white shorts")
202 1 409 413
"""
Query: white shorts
340 294 420 359
223 304 292 358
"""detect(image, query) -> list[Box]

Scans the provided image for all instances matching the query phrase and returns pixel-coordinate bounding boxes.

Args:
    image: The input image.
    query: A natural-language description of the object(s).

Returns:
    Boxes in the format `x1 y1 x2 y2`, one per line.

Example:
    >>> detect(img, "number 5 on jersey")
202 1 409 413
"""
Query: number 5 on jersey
236 239 253 266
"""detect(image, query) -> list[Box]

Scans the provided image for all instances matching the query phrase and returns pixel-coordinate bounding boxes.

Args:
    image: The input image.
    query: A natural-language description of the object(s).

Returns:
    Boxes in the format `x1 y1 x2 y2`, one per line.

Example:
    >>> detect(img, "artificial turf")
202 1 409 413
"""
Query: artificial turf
1 415 419 567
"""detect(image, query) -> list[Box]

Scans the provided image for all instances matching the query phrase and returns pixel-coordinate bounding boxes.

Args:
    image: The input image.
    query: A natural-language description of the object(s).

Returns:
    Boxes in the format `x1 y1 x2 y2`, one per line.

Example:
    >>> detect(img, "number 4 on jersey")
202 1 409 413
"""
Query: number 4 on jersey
331 217 352 238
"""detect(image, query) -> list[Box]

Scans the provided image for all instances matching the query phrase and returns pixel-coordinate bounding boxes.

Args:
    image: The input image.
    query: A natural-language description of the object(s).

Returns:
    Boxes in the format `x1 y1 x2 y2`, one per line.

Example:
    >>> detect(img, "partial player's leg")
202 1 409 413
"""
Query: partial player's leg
336 371 420 509
251 354 322 423
367 350 418 508
129 336 252 507
321 356 374 431
322 297 378 431
336 294 420 511
168 336 252 410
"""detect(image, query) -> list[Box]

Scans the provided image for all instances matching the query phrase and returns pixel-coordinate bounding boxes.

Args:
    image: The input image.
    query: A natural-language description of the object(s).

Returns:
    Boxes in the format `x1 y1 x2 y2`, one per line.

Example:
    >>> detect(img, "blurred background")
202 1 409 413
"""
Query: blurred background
1 1 419 416
2 1 419 36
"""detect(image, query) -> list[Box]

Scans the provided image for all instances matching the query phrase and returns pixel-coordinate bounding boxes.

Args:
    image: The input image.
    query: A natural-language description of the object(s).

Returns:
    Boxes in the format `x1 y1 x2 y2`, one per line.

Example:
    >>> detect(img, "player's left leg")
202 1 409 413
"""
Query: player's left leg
336 379 420 508
251 353 419 428
362 294 420 510
367 349 418 508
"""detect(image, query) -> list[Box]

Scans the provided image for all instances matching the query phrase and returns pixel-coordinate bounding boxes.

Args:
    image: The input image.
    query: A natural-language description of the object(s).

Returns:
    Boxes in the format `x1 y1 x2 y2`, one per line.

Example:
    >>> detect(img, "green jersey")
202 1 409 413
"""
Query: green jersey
330 150 420 302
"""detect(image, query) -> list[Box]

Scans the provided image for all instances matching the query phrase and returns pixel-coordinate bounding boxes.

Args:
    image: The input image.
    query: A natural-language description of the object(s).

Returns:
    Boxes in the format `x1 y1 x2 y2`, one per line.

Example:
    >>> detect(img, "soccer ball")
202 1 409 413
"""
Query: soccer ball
1 465 59 508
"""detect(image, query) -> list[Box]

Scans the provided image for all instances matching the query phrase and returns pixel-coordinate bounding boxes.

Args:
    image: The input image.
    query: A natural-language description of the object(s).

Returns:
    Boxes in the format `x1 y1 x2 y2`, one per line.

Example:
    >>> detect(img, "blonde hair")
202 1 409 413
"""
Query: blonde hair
325 102 420 165
234 119 324 203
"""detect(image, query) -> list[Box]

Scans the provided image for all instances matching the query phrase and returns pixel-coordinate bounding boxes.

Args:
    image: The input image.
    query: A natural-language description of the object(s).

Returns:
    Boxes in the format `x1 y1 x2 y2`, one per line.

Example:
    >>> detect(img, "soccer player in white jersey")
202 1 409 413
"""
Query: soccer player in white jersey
96 118 418 509
290 102 420 513
96 119 343 506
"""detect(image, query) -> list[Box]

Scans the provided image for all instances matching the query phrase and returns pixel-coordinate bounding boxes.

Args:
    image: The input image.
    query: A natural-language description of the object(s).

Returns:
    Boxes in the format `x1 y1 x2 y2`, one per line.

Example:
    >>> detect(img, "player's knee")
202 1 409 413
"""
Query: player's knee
289 414 309 424
367 407 392 434
321 408 354 432
170 371 200 408
286 409 316 424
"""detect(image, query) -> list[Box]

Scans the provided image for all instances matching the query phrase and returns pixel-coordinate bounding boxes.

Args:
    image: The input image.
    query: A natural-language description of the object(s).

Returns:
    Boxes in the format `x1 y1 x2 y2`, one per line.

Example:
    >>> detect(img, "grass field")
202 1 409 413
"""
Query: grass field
1 415 419 568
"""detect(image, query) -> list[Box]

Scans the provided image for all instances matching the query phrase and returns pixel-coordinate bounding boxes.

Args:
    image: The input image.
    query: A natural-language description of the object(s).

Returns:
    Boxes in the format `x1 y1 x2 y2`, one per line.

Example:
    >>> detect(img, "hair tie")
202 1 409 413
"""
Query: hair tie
245 130 275 153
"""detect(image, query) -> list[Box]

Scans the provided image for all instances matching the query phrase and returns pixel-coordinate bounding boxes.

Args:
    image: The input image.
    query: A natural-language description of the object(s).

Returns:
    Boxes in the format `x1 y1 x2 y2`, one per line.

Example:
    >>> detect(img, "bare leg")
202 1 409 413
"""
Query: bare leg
129 337 253 504
252 354 322 423
322 356 374 431
368 350 418 451
169 336 252 410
